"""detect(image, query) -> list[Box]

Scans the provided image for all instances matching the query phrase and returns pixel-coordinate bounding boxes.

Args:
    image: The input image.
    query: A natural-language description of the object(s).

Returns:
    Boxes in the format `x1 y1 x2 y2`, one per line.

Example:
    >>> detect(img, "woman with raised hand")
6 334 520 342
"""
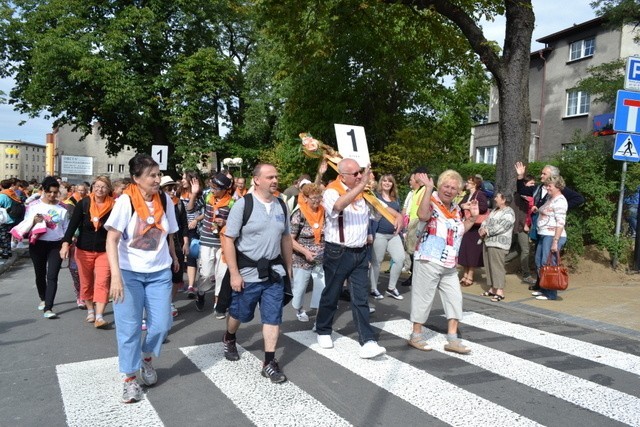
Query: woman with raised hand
408 170 478 354
105 154 180 404
180 170 204 298
60 176 115 328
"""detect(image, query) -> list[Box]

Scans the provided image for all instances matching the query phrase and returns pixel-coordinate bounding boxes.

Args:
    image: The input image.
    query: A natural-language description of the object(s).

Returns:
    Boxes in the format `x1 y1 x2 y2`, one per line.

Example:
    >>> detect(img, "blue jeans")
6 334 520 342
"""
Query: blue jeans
316 243 375 345
535 235 566 300
114 268 173 374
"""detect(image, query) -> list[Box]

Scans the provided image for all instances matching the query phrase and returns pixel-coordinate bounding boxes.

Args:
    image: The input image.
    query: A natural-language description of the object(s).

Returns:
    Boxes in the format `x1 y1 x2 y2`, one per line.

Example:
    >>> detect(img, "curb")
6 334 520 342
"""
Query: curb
463 293 640 343
0 248 28 276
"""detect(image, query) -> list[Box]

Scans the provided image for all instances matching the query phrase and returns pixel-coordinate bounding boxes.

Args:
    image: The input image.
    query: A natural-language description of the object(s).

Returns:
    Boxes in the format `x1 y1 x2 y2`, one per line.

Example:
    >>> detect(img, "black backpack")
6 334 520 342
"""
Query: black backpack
7 200 25 223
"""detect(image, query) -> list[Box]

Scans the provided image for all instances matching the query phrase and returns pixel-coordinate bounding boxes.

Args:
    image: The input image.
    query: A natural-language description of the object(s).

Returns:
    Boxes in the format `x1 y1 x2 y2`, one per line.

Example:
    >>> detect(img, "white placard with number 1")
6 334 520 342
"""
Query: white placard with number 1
334 124 370 167
151 145 168 170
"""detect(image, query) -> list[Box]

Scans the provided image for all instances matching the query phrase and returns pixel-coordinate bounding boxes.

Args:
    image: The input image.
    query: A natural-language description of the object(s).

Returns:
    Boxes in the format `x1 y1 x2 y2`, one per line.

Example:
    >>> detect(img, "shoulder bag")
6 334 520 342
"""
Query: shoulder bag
539 252 569 291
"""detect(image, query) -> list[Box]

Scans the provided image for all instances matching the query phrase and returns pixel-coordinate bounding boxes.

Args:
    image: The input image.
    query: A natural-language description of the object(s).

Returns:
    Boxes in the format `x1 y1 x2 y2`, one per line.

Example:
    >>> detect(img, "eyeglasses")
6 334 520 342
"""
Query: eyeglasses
341 170 363 177
93 186 109 191
307 196 323 202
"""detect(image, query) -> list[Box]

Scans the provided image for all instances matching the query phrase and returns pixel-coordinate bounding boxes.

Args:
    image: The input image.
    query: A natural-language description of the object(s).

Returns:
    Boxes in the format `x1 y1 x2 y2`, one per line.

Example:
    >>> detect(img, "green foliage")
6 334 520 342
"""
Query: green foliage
592 0 640 41
554 133 625 261
576 59 625 109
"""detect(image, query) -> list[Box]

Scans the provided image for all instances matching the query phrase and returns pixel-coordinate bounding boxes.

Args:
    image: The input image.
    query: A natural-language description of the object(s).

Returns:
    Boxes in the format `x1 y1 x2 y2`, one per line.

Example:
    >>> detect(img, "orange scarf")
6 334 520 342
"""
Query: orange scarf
326 179 363 204
431 194 460 220
89 193 115 231
297 196 325 244
123 185 165 234
234 188 247 198
0 189 21 203
71 192 86 202
209 190 232 211
171 195 179 205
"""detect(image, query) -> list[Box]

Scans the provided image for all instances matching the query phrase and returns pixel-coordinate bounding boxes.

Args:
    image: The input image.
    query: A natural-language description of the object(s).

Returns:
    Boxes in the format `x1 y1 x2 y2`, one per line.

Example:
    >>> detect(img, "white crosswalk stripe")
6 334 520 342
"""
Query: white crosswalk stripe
284 330 542 426
55 312 640 427
180 343 351 427
56 357 163 427
373 318 640 426
459 311 640 376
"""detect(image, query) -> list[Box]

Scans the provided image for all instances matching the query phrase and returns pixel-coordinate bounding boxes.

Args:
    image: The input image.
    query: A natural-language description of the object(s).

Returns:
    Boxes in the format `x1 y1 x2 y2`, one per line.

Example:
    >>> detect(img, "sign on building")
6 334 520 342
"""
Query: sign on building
625 56 640 91
60 155 93 175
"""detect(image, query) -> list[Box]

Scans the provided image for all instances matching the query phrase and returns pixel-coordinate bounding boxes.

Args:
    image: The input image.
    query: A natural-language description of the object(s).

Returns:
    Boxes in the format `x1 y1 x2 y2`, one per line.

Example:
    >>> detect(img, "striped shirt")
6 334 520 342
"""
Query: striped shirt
322 183 370 248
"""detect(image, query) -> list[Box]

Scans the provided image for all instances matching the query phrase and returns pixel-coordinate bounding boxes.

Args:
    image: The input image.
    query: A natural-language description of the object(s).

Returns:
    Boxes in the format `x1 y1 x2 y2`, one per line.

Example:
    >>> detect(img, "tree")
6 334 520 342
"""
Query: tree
383 0 535 195
0 0 241 169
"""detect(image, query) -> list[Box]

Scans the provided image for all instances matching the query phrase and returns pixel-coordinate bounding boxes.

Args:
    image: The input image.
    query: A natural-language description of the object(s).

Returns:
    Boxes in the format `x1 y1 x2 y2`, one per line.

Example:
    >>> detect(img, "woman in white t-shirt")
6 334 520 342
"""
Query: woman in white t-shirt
21 176 69 319
105 154 180 404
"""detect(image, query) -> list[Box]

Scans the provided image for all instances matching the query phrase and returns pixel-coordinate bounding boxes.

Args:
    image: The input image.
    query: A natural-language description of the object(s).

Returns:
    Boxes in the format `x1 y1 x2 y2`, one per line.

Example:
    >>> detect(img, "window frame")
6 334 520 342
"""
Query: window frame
565 90 590 117
475 145 497 165
568 37 595 62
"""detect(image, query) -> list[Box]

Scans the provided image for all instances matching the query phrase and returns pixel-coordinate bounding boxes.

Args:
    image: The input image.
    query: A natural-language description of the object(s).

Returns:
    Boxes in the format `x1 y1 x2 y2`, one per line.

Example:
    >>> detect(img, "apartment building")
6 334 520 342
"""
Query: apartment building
0 139 46 181
472 17 638 163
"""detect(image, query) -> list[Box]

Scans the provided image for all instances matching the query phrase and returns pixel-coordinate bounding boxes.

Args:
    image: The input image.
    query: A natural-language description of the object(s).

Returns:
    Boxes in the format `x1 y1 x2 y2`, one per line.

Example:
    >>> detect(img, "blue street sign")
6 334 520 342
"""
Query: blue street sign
613 133 640 162
614 90 640 133
625 56 640 91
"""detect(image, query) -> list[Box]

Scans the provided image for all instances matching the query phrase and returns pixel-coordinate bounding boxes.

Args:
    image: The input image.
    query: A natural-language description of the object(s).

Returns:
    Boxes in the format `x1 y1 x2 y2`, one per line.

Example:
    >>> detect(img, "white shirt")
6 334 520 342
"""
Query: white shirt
322 183 370 248
105 193 179 273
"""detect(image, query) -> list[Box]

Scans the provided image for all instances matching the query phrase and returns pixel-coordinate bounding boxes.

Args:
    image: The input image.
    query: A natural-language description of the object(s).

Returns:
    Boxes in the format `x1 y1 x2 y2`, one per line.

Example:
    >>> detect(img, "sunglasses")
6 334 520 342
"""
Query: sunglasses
341 170 363 177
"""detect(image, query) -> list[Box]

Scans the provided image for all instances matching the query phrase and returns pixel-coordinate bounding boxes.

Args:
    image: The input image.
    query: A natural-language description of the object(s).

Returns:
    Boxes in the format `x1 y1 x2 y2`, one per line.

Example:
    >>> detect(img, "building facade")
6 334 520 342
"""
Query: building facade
0 139 47 181
53 123 136 184
472 18 638 163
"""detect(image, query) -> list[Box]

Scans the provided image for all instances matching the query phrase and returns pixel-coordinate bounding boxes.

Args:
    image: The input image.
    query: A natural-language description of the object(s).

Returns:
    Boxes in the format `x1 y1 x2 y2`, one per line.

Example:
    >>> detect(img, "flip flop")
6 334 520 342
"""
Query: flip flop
481 291 496 297
491 295 505 302
460 277 474 287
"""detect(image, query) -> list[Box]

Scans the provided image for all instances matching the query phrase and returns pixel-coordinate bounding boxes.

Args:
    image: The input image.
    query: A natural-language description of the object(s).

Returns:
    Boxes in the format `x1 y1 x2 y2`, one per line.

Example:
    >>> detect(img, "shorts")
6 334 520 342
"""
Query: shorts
229 279 284 325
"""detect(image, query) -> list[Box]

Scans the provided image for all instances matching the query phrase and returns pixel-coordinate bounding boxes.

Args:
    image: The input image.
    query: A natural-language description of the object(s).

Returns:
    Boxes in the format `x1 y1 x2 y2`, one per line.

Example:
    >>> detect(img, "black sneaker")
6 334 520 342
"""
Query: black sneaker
223 336 240 361
261 359 287 383
195 293 205 312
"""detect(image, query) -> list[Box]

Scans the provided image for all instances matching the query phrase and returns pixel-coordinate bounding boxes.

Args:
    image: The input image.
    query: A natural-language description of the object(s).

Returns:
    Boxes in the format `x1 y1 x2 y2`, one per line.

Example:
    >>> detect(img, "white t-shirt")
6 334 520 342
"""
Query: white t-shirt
105 193 179 273
23 199 69 241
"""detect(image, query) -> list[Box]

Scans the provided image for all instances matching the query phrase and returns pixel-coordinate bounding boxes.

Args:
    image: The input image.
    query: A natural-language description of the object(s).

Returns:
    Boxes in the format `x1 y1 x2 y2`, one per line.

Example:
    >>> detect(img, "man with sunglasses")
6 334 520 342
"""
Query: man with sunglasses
316 158 402 358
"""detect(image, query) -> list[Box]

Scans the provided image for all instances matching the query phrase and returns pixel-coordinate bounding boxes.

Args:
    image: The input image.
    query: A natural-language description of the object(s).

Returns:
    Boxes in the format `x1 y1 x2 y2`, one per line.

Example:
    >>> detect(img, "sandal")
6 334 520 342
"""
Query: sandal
490 295 505 302
481 291 496 297
85 312 95 323
460 277 474 287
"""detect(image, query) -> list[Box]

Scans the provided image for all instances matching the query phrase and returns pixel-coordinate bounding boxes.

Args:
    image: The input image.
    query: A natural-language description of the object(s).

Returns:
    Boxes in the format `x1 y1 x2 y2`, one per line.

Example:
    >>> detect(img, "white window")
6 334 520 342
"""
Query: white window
562 144 578 151
107 164 114 173
475 146 497 165
566 90 590 116
569 37 595 61
118 164 125 173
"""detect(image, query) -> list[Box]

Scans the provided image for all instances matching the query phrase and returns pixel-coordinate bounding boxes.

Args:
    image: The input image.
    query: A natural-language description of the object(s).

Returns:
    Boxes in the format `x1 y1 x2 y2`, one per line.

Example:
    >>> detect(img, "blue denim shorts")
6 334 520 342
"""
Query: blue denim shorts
229 279 284 325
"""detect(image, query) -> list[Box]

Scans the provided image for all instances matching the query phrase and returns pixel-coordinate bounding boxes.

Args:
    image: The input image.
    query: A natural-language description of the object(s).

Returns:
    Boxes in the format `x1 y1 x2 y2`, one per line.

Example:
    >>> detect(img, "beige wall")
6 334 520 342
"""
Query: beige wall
0 140 46 181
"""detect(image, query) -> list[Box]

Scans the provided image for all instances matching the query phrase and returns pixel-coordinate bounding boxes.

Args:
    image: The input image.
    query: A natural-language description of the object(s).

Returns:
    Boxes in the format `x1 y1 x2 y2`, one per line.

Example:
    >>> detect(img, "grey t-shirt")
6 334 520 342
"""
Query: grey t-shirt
224 195 290 282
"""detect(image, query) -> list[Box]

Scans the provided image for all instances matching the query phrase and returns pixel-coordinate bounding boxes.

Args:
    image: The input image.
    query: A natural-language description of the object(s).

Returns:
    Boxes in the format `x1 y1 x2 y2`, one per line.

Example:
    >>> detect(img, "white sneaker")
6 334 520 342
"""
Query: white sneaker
140 358 157 386
531 291 543 296
360 340 386 359
296 310 309 322
317 334 333 349
369 306 376 314
37 301 45 311
370 290 384 300
43 310 58 319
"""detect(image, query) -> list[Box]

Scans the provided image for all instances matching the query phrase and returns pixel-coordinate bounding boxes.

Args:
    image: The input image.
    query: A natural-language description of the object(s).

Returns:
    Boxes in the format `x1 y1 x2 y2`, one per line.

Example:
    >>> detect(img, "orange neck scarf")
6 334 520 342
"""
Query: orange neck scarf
0 189 21 203
71 192 86 202
234 188 247 198
171 195 179 205
123 185 164 234
297 196 325 244
210 190 232 211
431 194 460 220
326 179 363 204
89 193 115 231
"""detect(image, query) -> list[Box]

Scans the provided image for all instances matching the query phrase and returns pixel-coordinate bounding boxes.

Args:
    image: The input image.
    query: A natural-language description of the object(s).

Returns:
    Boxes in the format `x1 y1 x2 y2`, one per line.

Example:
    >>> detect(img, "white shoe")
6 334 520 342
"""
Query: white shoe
317 334 333 349
531 291 543 296
369 306 376 314
296 310 309 322
360 340 386 359
37 301 45 311
535 295 549 300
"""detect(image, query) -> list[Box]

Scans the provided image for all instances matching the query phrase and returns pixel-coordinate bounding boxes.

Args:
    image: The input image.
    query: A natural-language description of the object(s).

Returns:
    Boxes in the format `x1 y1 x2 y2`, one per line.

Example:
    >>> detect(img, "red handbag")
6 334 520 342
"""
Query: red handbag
539 252 569 291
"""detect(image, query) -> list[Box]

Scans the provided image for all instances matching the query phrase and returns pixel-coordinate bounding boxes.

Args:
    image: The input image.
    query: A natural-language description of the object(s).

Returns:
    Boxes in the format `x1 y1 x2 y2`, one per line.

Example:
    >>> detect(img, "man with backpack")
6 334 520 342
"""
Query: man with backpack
0 179 26 260
220 163 293 383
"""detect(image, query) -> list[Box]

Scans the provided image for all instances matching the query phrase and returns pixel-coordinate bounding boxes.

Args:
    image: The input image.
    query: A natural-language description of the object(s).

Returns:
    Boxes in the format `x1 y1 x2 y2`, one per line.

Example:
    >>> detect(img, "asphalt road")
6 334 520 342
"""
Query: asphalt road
1 256 640 427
